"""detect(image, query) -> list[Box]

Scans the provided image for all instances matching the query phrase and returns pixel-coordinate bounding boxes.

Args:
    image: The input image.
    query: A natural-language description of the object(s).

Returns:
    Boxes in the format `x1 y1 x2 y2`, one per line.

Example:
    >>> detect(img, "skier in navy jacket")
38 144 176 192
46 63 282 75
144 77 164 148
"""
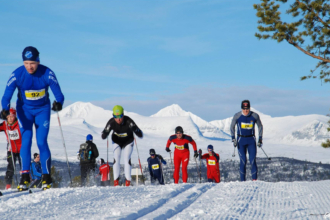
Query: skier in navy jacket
1 46 64 191
230 100 263 181
147 149 166 185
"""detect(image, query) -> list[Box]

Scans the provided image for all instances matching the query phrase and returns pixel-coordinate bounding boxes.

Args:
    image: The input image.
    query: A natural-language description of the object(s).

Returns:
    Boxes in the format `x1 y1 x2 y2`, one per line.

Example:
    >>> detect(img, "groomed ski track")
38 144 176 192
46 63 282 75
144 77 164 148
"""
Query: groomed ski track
1 181 330 219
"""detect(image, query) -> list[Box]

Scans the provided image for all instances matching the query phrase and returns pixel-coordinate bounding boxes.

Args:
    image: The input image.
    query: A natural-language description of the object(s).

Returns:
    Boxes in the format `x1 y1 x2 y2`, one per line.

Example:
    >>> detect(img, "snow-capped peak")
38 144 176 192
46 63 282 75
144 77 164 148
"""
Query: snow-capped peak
59 101 110 119
151 104 188 117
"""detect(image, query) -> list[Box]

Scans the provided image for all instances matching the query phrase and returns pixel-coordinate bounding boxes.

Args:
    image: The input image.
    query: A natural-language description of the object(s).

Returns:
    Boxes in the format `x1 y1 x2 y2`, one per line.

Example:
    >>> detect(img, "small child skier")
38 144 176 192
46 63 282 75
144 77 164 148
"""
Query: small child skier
147 149 166 185
201 145 220 183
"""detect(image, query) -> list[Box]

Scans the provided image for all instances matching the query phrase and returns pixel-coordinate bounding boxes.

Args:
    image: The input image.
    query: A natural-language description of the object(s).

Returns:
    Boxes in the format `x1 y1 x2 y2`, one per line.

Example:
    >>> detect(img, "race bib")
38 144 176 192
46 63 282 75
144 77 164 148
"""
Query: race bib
8 130 19 140
175 145 184 150
208 160 216 165
152 164 159 170
25 89 45 100
241 122 253 129
114 132 128 137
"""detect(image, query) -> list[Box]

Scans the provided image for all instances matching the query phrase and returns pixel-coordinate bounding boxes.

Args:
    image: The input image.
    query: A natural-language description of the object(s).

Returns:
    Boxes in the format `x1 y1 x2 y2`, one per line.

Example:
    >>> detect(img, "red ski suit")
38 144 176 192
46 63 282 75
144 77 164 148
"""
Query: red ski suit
166 134 197 184
201 152 220 183
0 120 22 153
99 164 111 182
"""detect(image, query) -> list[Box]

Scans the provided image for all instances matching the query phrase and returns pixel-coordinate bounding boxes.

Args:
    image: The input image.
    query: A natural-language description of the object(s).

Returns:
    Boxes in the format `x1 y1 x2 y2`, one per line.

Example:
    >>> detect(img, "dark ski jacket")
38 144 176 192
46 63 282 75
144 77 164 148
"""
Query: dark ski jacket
80 140 99 165
30 161 42 180
147 154 166 178
101 116 143 148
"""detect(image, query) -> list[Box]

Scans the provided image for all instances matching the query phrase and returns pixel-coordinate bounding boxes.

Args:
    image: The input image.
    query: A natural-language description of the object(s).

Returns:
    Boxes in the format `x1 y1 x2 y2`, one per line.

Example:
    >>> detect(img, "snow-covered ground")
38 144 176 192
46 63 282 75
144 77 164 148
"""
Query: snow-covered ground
1 180 330 219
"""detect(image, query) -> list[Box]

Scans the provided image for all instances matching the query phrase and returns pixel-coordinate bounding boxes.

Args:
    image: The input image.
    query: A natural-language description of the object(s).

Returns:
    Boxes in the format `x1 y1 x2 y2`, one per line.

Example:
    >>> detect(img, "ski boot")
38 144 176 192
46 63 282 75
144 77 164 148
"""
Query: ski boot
17 173 30 191
5 184 11 190
114 180 119 187
125 180 131 187
42 174 52 190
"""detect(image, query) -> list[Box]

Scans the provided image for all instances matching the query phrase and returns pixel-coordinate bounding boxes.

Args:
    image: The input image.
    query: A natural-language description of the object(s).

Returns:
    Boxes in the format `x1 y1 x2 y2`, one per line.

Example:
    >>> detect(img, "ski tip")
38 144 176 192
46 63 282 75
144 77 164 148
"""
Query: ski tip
269 158 272 160
29 189 32 194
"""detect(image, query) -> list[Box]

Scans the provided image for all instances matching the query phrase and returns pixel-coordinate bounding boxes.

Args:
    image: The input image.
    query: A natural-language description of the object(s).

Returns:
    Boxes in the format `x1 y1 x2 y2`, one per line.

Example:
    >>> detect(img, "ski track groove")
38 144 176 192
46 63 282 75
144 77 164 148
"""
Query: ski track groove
118 184 195 220
137 183 215 220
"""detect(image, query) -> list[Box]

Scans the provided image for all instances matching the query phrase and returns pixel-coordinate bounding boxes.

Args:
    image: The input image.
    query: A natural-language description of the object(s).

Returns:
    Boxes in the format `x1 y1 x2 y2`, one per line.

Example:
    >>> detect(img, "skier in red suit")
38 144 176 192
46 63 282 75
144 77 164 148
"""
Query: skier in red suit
0 107 22 189
98 158 111 186
166 126 198 184
201 145 220 183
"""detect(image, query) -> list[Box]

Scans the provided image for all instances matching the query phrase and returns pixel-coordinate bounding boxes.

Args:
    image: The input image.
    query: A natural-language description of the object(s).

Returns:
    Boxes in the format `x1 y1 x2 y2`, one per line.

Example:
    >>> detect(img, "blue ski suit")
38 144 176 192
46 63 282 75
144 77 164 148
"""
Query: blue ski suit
230 111 263 181
147 154 166 185
30 161 42 180
1 65 64 175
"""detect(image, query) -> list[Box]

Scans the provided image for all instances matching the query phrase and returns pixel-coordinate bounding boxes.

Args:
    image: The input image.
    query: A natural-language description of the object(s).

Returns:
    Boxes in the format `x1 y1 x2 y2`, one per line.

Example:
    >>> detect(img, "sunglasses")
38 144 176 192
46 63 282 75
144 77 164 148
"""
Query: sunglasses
176 132 182 135
242 108 250 110
150 154 155 157
113 114 124 119
208 149 212 151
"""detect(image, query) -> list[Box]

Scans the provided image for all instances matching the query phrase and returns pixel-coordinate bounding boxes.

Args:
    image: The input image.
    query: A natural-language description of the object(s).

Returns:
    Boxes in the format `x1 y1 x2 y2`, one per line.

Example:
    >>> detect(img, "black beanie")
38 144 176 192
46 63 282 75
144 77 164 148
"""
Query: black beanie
241 100 250 109
34 153 39 159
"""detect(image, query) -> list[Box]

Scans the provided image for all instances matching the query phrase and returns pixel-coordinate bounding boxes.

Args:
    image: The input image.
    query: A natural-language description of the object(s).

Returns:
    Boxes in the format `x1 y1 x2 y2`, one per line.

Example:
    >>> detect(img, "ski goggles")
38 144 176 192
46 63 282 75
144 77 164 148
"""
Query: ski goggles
113 114 124 119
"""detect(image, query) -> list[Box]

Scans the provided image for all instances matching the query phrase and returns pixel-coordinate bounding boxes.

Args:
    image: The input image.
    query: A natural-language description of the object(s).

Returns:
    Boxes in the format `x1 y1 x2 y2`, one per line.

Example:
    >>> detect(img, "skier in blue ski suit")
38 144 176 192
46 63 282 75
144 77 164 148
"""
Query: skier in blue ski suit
0 46 64 190
147 149 166 185
230 100 263 181
30 153 42 188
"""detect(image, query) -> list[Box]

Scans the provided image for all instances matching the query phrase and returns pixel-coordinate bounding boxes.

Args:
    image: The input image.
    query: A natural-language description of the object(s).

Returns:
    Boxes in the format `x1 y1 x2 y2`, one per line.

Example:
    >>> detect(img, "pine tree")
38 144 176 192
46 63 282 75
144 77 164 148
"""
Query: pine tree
254 0 330 148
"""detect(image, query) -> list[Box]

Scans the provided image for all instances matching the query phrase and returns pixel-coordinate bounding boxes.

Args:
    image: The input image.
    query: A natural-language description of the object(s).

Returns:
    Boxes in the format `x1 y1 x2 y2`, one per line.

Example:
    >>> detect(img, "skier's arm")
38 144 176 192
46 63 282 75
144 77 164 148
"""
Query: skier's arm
214 153 220 162
92 143 99 158
102 119 113 139
147 158 153 177
230 112 241 140
47 70 65 106
128 119 143 138
190 139 197 151
158 155 167 165
165 139 172 152
252 112 263 140
1 72 17 111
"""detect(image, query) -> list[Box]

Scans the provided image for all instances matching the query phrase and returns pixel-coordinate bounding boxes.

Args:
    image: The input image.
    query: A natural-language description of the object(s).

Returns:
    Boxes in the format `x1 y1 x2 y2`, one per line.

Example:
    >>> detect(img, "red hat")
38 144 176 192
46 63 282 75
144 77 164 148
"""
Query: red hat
9 107 16 116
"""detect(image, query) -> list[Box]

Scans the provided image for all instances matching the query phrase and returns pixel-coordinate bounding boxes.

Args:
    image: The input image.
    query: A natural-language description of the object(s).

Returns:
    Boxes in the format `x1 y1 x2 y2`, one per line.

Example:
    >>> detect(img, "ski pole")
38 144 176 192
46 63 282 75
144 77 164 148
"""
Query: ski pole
5 122 18 186
56 111 73 186
232 147 236 157
260 147 271 160
169 151 174 174
134 137 145 185
194 157 199 183
198 149 202 183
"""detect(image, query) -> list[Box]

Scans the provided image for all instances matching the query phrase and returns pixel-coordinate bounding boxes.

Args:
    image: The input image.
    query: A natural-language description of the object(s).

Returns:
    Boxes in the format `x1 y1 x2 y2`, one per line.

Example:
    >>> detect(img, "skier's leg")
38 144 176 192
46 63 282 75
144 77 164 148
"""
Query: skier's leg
238 142 247 181
80 165 87 187
213 172 220 183
248 139 258 180
181 151 190 183
173 151 181 184
5 151 14 185
123 142 134 181
34 105 51 174
112 143 122 181
16 104 34 174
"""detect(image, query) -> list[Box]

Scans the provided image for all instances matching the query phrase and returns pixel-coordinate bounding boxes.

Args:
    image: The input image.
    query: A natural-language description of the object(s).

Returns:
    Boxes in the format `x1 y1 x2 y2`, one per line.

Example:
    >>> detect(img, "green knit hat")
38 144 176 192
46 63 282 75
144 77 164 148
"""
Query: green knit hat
113 105 124 117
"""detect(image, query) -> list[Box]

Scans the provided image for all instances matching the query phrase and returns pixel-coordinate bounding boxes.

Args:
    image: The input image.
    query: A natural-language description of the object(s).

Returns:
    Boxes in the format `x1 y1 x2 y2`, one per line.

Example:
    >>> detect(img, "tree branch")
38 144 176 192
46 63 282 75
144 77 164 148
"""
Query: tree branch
287 39 330 63
296 0 330 28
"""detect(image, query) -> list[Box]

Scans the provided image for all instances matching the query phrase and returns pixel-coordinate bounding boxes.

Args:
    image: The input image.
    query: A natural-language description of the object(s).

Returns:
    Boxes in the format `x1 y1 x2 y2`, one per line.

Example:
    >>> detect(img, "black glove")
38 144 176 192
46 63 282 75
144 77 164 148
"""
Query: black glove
52 101 62 112
194 150 198 158
232 139 237 148
101 131 108 140
165 148 171 152
257 139 263 148
0 109 9 120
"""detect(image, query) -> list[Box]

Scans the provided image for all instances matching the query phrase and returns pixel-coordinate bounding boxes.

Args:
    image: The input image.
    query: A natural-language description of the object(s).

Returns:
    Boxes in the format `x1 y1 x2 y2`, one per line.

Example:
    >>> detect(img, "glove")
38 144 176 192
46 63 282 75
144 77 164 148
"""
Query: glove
0 109 9 120
198 149 202 157
232 139 237 148
101 131 108 140
194 150 198 158
165 148 171 152
129 122 138 132
52 101 62 111
257 139 263 148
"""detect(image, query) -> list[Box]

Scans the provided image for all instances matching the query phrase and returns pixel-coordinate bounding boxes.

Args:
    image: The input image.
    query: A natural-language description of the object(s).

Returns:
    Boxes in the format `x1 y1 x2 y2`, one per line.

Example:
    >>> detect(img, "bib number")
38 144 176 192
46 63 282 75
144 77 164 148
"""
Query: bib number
25 89 46 100
152 164 159 170
241 122 253 129
175 145 184 150
8 130 19 140
114 132 128 137
208 160 216 165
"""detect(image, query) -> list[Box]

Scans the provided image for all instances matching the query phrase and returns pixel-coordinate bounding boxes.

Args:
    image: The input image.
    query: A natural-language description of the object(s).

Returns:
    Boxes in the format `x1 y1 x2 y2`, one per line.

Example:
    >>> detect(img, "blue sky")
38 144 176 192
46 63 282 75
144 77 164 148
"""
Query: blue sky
0 0 329 120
